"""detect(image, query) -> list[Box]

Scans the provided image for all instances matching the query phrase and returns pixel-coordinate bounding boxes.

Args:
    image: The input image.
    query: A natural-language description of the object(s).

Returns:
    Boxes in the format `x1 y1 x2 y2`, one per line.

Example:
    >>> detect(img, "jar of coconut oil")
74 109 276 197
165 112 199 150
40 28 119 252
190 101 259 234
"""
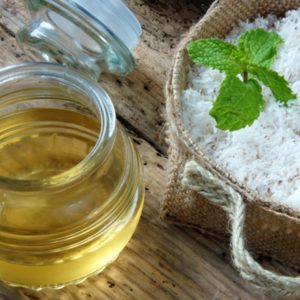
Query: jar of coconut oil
0 0 143 290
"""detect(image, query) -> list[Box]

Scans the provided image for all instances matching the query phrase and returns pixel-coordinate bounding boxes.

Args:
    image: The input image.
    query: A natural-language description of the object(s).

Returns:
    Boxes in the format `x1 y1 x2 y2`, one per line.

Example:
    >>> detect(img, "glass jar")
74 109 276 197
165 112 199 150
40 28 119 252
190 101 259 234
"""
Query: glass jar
0 0 143 291
17 0 141 79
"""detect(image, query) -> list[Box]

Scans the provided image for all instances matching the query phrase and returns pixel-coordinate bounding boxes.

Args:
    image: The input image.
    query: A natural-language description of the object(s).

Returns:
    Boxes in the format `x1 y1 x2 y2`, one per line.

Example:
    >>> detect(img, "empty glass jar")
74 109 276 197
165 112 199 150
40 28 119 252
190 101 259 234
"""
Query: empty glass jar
18 0 141 78
0 0 143 290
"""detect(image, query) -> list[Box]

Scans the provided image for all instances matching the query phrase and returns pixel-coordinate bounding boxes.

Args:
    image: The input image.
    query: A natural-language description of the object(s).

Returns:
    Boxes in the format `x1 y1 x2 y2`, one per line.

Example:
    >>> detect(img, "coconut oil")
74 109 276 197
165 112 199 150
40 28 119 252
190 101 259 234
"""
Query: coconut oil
0 63 143 289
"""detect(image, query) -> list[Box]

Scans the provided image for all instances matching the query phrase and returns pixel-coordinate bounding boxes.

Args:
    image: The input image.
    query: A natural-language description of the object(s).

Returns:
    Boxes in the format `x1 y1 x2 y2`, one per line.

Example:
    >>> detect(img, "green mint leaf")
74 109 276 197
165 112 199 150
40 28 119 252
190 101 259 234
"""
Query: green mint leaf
209 76 264 131
187 39 243 74
250 66 297 106
187 28 297 131
237 28 283 67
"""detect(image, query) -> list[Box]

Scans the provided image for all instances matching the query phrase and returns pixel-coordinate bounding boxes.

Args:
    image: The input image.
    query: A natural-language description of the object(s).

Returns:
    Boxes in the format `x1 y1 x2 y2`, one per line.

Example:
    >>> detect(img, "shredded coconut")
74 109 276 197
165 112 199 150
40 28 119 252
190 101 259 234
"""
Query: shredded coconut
182 8 300 211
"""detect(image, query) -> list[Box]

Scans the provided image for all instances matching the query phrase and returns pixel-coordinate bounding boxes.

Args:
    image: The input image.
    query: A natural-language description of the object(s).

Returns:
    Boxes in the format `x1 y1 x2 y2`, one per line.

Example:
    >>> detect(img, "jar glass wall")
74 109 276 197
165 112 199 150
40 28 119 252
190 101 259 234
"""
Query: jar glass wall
0 63 144 290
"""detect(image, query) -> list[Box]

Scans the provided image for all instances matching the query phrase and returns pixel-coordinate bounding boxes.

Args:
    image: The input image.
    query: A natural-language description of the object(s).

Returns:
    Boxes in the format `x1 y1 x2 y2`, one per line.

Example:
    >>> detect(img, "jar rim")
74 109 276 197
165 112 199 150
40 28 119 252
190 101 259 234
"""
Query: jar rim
0 62 116 191
71 0 141 50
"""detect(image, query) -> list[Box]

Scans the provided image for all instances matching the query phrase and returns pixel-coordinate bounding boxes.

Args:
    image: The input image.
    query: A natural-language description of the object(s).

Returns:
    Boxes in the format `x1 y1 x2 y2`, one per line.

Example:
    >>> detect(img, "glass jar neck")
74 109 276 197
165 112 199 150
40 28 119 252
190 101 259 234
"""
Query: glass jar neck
17 0 141 80
0 62 116 190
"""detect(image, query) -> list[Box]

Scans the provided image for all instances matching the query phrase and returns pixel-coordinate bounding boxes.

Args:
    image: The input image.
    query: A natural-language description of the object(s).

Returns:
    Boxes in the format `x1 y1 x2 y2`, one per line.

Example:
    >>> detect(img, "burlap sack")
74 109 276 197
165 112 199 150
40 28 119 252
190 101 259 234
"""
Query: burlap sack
162 0 300 295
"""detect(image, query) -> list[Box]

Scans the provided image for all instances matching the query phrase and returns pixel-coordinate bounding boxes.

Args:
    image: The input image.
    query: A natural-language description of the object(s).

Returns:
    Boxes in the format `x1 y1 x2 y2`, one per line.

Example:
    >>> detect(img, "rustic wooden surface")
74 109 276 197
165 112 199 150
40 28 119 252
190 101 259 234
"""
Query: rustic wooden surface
0 0 269 299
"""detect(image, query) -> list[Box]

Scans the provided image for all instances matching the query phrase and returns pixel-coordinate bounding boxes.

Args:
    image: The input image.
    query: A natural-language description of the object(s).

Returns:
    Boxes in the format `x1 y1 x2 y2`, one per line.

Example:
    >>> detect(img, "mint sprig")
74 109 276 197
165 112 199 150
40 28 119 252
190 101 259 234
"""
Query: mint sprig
187 28 297 131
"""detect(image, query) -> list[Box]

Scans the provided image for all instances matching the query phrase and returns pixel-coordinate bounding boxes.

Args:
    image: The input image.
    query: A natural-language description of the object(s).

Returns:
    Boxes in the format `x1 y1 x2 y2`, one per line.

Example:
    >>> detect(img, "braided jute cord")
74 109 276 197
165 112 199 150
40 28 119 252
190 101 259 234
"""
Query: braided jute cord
182 160 300 297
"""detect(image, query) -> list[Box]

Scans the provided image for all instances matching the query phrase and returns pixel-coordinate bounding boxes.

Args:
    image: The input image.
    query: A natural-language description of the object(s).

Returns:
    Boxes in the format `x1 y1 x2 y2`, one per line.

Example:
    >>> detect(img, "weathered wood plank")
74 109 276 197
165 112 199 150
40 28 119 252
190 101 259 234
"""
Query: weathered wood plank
0 0 211 154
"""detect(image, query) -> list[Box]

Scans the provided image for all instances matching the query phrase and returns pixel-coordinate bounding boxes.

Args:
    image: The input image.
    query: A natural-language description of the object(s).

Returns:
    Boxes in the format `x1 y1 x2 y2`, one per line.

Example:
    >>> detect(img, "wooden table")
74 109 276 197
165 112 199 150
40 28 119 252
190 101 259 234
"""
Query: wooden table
0 1 265 299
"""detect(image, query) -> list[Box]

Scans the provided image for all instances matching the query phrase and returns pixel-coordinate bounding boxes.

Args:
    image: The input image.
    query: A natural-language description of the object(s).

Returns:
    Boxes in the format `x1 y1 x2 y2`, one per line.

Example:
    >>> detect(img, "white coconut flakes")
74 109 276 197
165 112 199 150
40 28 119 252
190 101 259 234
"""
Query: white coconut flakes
181 8 300 211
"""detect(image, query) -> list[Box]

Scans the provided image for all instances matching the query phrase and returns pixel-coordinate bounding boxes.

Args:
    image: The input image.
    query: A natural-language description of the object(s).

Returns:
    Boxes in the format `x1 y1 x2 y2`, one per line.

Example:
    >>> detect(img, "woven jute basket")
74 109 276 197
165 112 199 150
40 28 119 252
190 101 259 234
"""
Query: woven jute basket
162 0 300 296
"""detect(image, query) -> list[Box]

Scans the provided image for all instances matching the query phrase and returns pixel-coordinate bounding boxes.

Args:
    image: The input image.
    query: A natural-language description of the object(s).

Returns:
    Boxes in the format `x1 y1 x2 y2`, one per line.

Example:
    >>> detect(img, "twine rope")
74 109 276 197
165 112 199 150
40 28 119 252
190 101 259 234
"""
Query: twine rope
182 160 300 297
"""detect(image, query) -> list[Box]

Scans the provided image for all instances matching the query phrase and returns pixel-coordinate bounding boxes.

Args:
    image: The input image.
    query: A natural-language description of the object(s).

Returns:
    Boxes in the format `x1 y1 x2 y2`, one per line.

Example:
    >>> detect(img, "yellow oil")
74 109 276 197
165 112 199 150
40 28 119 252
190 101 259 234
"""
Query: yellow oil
0 108 143 289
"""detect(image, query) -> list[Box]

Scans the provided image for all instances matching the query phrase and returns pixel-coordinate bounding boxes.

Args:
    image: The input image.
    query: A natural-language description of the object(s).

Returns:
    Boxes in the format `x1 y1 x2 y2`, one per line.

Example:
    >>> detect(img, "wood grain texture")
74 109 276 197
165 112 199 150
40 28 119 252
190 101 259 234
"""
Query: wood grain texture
0 0 267 299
